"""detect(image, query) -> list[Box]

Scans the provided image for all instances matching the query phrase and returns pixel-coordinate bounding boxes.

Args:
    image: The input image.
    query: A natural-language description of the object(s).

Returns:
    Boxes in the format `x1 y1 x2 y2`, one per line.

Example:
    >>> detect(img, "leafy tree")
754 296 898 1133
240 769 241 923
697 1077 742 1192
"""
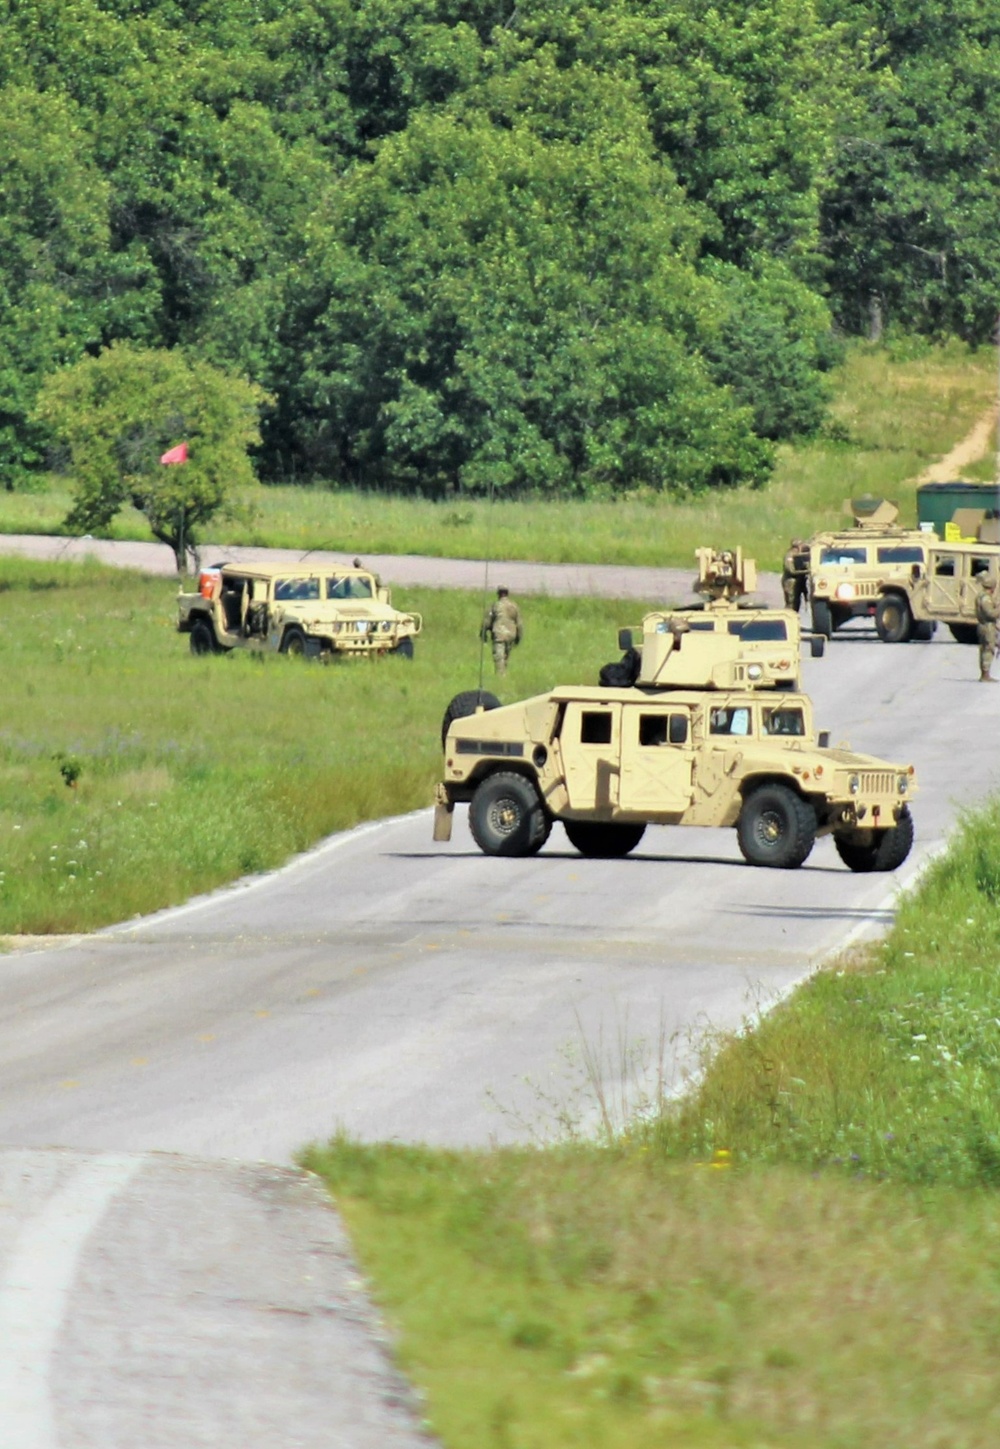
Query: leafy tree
32 343 270 570
288 58 772 494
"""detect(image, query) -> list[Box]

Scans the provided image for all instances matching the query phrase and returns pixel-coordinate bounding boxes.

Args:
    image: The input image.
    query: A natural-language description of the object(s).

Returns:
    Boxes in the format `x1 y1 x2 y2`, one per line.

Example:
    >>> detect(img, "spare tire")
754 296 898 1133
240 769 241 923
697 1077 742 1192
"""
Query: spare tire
441 689 501 748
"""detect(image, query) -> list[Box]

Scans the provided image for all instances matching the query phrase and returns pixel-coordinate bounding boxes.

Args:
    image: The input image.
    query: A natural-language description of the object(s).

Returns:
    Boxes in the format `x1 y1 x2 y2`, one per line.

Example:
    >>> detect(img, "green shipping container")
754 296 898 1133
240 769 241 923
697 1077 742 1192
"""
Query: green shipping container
916 481 1000 535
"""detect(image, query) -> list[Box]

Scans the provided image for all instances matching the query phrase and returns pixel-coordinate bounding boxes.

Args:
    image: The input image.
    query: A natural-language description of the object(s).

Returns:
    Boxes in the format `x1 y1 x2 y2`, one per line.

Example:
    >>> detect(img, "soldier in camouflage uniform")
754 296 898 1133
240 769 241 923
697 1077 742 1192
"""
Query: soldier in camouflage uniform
482 587 523 675
782 540 809 613
975 575 1000 682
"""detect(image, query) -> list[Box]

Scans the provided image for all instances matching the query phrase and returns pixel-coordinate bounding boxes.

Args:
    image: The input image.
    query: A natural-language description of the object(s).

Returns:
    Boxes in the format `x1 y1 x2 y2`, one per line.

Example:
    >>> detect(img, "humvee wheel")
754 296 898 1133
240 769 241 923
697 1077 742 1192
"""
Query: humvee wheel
562 820 646 858
281 626 307 657
874 593 913 643
189 620 217 656
469 772 549 857
949 623 979 645
834 807 913 873
441 689 501 748
737 784 816 869
913 620 935 642
810 600 832 639
392 636 415 659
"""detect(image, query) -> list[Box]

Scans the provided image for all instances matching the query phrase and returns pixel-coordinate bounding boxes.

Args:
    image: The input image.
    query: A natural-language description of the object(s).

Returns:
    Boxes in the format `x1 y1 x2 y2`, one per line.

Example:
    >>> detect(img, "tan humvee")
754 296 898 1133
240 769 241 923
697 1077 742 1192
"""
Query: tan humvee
619 547 823 692
177 561 422 659
434 631 916 872
875 539 1000 644
805 497 933 639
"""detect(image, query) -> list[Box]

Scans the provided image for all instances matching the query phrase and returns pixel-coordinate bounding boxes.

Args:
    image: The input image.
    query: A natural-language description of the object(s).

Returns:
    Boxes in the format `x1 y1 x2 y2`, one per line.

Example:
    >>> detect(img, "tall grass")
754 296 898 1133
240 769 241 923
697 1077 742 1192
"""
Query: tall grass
4 340 994 571
306 796 1000 1448
0 557 636 935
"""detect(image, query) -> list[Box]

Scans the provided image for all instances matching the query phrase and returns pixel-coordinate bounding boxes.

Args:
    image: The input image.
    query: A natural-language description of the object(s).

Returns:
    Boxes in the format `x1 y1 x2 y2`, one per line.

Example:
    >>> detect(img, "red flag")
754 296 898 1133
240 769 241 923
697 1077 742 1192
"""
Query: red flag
160 442 189 465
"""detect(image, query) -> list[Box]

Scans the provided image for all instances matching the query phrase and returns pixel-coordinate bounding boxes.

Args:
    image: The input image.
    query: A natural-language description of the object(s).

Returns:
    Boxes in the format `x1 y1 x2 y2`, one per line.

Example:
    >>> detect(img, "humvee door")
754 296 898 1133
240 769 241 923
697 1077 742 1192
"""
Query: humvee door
618 704 694 813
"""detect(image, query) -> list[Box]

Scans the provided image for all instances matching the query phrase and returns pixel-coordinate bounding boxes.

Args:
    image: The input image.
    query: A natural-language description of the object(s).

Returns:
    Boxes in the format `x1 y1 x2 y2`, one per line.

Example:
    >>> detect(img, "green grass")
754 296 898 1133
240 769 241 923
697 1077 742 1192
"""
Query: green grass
0 556 639 936
5 340 995 572
303 802 1000 1449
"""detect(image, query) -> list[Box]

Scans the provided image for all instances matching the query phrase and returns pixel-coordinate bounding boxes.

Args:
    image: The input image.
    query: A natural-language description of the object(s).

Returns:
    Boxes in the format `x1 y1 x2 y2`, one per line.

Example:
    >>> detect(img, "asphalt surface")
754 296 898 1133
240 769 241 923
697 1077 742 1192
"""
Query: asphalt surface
1 535 995 1447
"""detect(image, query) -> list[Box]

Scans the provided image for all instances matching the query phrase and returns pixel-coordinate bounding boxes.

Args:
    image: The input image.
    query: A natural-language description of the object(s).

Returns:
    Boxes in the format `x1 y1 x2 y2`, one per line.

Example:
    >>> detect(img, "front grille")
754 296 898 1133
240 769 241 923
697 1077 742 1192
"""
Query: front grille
858 771 895 795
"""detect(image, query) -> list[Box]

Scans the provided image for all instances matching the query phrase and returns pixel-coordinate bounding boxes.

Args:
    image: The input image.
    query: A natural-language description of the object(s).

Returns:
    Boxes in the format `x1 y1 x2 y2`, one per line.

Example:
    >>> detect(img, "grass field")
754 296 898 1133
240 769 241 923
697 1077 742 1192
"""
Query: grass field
4 340 995 572
0 556 636 936
304 803 1000 1448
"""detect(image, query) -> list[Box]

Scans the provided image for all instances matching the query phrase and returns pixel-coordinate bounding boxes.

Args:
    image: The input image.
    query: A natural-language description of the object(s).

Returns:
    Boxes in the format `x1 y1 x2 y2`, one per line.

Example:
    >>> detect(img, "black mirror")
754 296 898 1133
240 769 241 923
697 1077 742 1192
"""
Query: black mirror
810 635 825 658
669 714 688 745
818 730 830 748
618 628 633 651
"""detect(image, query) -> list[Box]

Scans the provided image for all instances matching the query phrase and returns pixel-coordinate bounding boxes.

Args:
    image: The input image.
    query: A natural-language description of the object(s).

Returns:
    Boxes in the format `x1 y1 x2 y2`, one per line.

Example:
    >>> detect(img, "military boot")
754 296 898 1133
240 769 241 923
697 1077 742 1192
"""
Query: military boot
979 670 998 683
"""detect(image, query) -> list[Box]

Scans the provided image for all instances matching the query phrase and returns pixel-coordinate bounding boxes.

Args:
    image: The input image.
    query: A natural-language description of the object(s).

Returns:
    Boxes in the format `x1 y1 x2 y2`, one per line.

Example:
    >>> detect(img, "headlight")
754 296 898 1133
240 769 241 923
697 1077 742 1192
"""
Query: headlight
381 620 392 632
747 663 763 681
332 622 342 633
836 583 856 601
897 775 908 795
849 774 860 795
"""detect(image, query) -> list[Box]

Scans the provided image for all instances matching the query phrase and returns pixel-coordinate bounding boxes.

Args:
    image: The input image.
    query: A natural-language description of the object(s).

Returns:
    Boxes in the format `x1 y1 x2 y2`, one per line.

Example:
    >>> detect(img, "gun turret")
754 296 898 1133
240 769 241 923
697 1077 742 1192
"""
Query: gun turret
845 495 900 530
693 546 758 605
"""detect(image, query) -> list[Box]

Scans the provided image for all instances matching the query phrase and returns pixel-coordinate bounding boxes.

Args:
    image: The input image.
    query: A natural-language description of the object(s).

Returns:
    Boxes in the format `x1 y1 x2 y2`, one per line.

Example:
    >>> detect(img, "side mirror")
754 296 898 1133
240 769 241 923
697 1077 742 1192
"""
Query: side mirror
618 628 634 651
810 635 826 658
818 730 830 748
668 715 689 745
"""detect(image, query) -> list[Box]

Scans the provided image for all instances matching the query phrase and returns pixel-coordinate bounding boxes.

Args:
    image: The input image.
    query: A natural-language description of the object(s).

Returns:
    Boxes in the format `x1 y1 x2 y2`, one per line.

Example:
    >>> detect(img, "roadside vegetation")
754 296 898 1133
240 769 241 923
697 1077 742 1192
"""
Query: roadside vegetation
4 341 995 571
0 556 633 936
304 803 1000 1448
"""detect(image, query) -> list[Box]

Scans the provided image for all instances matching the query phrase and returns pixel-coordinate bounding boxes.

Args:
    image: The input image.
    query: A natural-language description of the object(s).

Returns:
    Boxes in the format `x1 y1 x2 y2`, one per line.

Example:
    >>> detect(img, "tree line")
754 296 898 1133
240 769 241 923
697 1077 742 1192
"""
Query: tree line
3 0 999 501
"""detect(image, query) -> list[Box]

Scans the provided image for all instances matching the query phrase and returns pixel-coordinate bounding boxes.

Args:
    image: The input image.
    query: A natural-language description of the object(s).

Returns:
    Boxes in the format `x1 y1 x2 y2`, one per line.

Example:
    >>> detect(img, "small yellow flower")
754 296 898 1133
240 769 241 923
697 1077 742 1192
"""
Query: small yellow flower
710 1149 732 1170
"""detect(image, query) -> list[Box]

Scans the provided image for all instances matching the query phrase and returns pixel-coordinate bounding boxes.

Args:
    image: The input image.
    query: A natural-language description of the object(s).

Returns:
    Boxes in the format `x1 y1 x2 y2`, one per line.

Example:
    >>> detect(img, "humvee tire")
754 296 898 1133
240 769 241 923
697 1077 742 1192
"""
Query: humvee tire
811 599 832 639
469 771 549 857
189 619 217 656
913 620 935 642
875 594 913 644
281 626 307 657
737 784 816 869
441 690 501 748
949 623 979 645
834 807 913 873
563 820 646 858
393 636 415 659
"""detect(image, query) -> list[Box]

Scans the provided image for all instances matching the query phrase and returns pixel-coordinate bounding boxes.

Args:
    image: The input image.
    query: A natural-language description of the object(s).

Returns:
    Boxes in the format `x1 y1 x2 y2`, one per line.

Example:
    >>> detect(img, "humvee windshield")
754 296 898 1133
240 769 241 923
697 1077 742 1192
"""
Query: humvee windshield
877 545 924 564
820 546 867 565
274 577 320 601
762 705 805 737
726 618 788 641
328 575 374 600
709 706 752 737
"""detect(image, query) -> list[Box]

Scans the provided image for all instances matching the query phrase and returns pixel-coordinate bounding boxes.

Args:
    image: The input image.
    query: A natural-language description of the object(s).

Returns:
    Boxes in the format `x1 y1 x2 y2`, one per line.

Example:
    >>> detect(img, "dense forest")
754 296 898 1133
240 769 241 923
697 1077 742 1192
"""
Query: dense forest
3 0 999 497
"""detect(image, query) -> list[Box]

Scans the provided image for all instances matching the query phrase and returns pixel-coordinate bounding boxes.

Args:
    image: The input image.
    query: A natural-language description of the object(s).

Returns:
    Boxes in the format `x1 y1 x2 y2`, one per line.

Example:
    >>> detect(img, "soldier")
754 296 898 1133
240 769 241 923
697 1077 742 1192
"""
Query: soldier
975 574 1000 682
782 540 809 613
481 586 523 675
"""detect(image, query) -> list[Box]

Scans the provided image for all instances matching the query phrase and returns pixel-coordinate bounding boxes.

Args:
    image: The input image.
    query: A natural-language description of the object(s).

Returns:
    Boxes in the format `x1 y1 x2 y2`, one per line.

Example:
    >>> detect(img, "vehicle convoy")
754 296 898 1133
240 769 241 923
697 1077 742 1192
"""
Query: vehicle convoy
803 497 934 639
177 561 422 659
434 619 916 872
874 540 1000 644
620 547 824 692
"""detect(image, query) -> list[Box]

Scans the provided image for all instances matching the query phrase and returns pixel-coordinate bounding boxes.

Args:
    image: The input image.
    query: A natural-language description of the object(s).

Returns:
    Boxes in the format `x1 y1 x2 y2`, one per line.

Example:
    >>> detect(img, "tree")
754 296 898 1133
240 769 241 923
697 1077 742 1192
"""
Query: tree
32 343 270 571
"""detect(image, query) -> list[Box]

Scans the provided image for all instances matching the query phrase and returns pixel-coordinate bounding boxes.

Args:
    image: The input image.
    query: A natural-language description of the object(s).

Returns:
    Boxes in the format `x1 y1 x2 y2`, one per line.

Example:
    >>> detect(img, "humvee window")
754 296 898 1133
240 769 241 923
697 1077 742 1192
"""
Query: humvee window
581 711 613 744
727 619 788 641
275 577 320 601
709 706 751 737
934 556 956 577
877 545 924 564
328 575 374 600
971 557 994 578
820 547 867 565
762 706 805 737
678 619 714 632
639 714 668 746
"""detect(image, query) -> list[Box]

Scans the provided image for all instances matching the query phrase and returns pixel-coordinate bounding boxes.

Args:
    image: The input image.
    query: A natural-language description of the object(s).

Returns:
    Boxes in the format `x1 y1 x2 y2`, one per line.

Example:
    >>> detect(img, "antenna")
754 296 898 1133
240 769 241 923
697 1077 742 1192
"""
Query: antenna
477 477 496 692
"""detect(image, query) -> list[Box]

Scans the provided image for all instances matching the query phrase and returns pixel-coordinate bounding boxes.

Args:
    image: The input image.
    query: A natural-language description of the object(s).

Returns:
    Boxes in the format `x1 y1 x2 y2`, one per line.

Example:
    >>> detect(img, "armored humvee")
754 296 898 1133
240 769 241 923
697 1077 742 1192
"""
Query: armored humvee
804 497 934 639
620 547 823 692
874 539 1000 644
177 561 422 659
434 625 916 872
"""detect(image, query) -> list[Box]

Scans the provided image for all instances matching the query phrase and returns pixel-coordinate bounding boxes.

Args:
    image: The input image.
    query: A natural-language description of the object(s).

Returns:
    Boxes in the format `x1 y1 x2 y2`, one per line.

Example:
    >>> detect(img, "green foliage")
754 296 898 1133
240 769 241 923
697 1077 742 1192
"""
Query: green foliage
32 343 269 569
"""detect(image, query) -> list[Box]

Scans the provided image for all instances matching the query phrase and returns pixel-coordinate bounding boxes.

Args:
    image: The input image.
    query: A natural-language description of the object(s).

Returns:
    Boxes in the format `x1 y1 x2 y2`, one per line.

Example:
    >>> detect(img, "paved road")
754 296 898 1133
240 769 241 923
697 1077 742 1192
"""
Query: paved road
0 534 994 1446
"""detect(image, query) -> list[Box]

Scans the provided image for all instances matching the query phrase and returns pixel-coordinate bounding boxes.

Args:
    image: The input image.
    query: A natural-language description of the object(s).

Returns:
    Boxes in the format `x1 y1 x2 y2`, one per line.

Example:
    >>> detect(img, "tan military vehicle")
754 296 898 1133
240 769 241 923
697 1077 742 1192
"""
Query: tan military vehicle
874 540 1000 644
177 561 422 659
433 628 916 872
622 547 824 692
805 497 933 639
